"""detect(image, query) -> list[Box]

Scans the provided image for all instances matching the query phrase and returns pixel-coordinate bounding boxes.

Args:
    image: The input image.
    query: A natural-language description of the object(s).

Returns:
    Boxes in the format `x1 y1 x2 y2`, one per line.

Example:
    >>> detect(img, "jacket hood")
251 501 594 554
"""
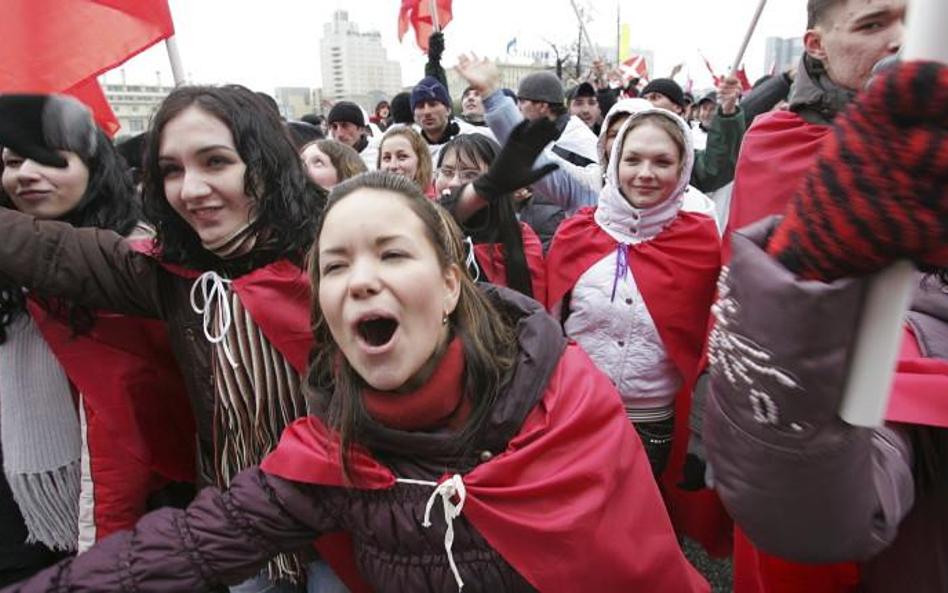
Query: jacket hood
596 98 653 165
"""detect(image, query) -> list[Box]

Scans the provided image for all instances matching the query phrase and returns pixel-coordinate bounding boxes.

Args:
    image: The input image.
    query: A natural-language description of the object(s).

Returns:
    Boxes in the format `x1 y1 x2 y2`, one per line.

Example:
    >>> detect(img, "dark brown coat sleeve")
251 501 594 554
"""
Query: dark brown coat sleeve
0 468 343 593
0 207 165 319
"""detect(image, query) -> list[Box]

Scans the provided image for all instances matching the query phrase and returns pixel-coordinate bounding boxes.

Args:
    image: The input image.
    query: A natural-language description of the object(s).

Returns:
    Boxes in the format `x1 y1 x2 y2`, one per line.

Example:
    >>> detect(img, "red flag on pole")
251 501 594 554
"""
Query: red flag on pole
735 65 753 91
63 77 122 136
0 0 175 135
398 0 453 52
698 50 722 86
619 55 650 82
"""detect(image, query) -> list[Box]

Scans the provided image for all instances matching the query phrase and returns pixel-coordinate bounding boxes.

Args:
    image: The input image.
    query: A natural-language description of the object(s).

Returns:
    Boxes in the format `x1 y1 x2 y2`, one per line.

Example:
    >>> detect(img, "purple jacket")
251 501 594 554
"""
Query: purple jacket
0 287 564 593
704 219 948 592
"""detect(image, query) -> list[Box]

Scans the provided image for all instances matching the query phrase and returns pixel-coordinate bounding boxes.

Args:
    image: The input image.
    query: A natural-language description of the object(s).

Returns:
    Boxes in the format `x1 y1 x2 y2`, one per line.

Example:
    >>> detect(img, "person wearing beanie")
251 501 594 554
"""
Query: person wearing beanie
566 82 602 134
328 100 379 170
410 75 492 161
516 70 598 169
641 78 687 115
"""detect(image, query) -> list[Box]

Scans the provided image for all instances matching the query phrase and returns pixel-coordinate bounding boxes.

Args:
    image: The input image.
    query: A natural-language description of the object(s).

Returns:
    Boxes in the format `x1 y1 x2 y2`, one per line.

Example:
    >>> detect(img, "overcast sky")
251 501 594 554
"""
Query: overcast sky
110 0 809 94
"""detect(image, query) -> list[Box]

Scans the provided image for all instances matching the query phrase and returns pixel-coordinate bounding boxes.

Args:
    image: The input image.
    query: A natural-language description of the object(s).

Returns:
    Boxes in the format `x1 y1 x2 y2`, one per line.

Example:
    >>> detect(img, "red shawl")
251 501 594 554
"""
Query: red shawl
28 240 194 482
723 111 831 262
263 345 709 593
545 207 733 555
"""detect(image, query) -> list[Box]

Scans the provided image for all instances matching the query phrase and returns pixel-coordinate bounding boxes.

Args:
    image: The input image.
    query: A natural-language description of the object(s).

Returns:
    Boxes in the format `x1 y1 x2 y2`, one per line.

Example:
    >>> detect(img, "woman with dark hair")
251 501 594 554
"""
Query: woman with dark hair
2 171 709 593
0 95 194 568
300 138 367 191
434 132 547 300
0 86 335 592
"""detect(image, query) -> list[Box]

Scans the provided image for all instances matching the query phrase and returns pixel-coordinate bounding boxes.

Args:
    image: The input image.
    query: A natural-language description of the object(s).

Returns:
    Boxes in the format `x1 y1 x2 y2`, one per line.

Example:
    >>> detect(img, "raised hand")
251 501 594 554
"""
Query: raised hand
455 53 501 96
472 119 560 203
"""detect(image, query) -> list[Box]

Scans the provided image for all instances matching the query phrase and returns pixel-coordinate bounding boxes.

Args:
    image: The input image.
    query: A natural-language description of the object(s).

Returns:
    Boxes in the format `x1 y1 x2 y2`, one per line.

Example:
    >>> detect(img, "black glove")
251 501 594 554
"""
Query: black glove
0 94 96 168
427 31 445 61
472 119 560 203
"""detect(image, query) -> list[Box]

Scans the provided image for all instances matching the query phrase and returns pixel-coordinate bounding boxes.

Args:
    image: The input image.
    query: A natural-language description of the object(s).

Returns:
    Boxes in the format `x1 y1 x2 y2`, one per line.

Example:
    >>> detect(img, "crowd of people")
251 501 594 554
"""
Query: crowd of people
0 0 945 591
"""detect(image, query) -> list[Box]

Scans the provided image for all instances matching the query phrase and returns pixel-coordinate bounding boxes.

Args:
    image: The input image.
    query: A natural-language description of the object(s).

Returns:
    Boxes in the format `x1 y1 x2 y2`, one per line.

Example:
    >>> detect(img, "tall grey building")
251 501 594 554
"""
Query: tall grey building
764 36 805 75
320 10 403 110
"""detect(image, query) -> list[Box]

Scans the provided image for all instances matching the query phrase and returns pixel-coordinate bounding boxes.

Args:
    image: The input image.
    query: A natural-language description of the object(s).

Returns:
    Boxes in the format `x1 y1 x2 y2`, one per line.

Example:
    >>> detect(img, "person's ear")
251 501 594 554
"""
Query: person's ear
804 29 828 62
441 263 462 317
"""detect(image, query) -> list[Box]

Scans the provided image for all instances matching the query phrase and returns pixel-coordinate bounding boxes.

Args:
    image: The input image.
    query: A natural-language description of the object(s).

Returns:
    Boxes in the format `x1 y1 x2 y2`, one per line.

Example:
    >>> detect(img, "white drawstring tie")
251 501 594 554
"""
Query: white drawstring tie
189 271 237 368
463 236 481 283
397 474 467 590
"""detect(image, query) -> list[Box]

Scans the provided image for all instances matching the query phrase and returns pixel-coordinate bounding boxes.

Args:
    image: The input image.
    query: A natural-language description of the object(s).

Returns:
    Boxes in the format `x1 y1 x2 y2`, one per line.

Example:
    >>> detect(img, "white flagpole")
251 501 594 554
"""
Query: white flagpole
165 36 186 86
838 0 948 427
569 0 600 63
429 0 441 32
730 0 767 76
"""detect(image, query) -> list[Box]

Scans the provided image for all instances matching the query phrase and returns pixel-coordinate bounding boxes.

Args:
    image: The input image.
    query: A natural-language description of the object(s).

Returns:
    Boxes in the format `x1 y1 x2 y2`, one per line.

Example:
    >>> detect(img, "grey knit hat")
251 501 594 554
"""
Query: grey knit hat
517 72 565 105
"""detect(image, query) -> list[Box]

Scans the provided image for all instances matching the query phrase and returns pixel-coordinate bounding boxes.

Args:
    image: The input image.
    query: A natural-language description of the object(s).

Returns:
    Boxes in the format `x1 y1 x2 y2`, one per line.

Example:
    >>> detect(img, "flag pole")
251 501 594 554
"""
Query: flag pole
838 0 948 427
729 0 767 77
429 0 441 32
165 37 186 86
569 0 600 63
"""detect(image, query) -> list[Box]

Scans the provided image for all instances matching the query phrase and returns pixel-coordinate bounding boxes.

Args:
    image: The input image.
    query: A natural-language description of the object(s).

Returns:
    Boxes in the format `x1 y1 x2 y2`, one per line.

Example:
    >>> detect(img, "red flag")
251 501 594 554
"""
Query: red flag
699 50 722 86
735 65 753 91
398 0 453 52
0 0 175 136
63 77 121 137
619 55 650 82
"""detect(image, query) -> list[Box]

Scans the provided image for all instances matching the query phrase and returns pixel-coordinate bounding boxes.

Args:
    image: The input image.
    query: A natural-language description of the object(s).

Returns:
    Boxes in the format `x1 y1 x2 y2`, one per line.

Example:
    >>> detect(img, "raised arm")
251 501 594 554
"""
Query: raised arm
0 207 165 319
2 468 340 593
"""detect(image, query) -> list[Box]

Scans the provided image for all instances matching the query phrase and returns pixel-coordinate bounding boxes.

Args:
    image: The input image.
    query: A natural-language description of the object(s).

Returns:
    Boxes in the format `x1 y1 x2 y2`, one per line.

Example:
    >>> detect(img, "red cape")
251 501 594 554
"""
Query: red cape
263 344 709 593
27 240 194 482
544 207 733 555
472 222 547 300
723 111 831 262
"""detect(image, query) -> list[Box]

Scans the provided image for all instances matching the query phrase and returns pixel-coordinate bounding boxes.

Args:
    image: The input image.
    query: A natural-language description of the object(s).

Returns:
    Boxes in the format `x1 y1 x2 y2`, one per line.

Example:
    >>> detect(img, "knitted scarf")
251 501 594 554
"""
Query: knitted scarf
196 222 309 582
0 311 81 551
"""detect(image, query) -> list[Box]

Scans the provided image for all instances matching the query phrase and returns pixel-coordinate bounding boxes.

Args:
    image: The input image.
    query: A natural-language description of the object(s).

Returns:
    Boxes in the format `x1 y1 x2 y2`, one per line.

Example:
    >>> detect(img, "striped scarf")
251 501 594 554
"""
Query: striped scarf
194 224 309 582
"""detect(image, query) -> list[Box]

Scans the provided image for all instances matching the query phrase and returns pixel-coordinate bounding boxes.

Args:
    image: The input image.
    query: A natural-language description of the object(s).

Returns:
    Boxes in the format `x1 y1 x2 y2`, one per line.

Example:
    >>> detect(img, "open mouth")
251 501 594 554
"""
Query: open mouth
357 316 399 348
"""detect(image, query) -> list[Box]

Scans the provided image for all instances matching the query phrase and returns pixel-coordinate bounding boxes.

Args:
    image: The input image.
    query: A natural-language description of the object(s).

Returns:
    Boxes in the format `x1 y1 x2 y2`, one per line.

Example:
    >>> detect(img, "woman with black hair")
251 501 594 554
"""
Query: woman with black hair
0 87 338 592
434 132 547 301
0 96 194 569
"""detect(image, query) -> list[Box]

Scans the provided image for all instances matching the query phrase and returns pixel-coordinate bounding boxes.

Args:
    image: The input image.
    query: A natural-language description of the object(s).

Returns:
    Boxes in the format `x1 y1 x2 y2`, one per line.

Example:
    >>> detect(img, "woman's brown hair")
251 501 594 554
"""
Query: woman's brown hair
621 112 688 166
307 171 517 477
303 139 368 184
377 126 433 191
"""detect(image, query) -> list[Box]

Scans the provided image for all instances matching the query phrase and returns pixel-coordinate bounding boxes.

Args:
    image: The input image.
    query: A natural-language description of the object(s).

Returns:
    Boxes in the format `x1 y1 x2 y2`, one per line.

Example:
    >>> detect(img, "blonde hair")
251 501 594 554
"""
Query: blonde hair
377 127 433 192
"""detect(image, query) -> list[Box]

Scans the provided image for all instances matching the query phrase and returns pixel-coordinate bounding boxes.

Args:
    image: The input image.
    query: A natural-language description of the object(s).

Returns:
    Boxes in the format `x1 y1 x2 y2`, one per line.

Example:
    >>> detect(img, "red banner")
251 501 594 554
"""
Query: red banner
0 0 175 136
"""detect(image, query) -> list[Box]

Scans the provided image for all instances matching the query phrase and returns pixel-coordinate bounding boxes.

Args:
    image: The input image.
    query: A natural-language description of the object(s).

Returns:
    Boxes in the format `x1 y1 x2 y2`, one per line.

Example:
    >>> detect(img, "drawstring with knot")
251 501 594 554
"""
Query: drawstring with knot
397 474 467 590
463 236 481 283
610 242 630 302
189 271 237 368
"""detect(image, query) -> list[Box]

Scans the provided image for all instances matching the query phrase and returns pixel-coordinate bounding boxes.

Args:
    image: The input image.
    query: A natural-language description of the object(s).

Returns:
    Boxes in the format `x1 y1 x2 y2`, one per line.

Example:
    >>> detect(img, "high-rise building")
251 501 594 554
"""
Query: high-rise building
764 36 805 75
320 10 403 111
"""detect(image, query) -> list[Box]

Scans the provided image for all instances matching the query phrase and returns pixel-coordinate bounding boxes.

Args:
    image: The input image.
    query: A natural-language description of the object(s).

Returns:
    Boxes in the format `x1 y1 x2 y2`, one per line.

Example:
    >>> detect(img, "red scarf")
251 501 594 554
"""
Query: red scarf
362 337 471 431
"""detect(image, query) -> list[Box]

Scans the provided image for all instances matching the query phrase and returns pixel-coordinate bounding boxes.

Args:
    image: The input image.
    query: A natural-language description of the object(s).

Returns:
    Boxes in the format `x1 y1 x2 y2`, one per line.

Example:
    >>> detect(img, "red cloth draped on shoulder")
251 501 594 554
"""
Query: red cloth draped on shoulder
723 111 831 262
471 222 547 300
263 345 709 592
545 207 732 555
27 239 194 482
159 256 314 376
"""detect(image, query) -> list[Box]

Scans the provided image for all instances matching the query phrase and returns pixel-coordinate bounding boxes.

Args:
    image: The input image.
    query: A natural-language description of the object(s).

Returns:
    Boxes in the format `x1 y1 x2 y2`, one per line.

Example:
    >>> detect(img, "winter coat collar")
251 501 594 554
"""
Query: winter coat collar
789 55 858 125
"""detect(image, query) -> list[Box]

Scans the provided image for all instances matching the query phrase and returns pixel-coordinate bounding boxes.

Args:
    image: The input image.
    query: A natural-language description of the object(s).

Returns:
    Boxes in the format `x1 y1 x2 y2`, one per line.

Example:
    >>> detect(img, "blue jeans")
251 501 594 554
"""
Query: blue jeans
229 560 348 593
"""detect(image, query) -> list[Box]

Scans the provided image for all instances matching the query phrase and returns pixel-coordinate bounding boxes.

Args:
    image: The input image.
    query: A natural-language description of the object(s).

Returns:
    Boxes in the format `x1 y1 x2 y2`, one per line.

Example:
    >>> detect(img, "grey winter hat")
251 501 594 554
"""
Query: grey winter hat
517 72 565 105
